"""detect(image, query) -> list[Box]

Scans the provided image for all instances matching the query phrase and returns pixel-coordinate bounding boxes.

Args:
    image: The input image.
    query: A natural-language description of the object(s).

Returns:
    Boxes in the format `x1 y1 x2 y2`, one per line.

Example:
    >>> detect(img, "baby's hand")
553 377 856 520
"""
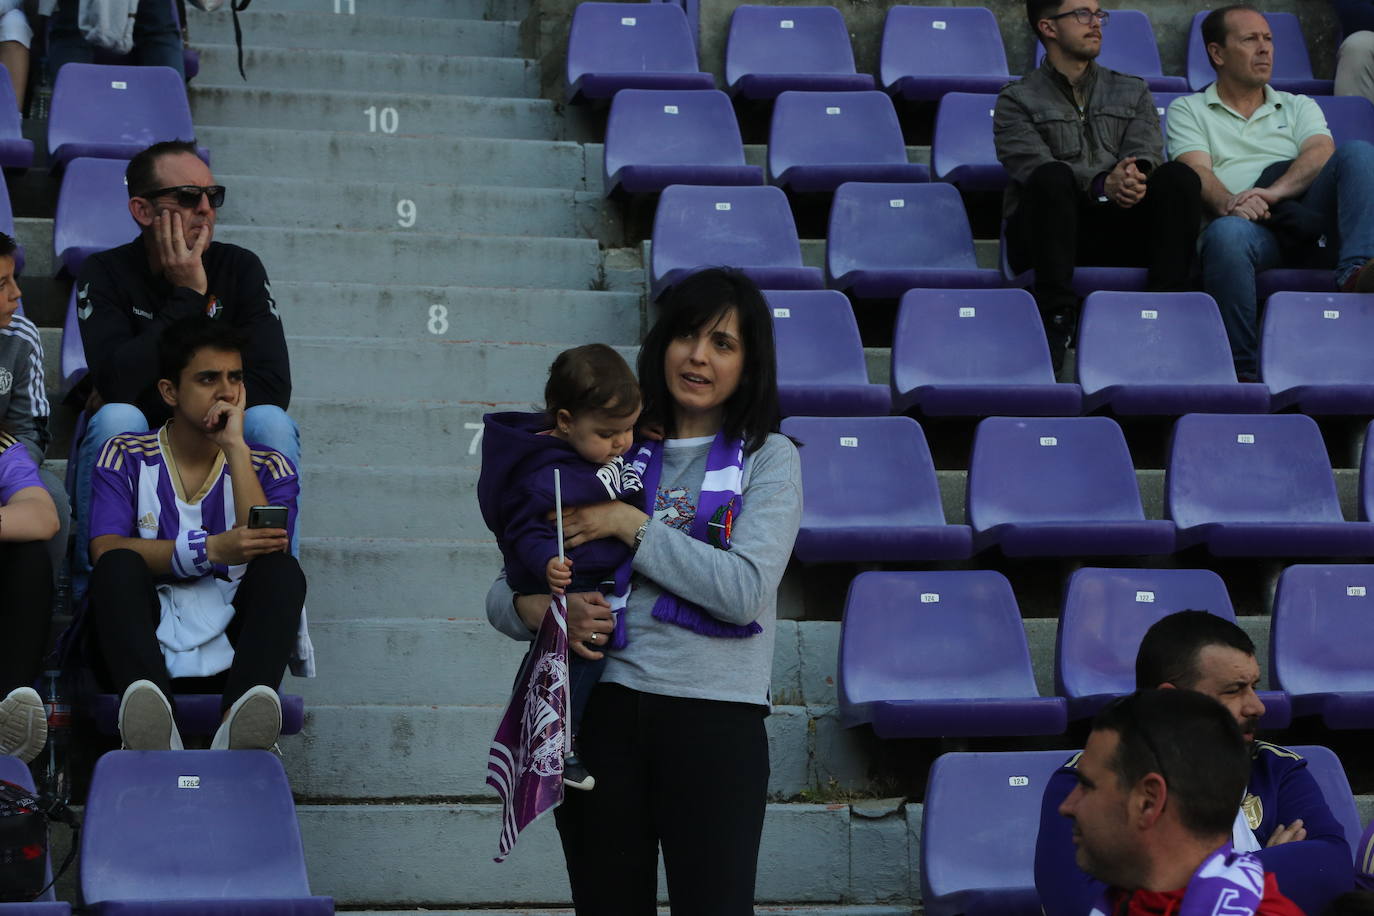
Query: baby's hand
547 556 573 595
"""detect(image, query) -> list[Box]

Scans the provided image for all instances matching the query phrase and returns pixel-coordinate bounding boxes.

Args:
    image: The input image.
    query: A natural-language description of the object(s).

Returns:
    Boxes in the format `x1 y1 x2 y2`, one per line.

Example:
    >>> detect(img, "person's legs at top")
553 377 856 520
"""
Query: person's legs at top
563 651 607 789
0 540 53 693
131 0 185 78
243 405 302 555
1336 32 1374 102
37 467 71 587
1198 216 1284 377
1136 160 1204 291
46 0 97 81
1295 140 1374 290
1008 161 1083 372
72 403 149 599
0 8 32 109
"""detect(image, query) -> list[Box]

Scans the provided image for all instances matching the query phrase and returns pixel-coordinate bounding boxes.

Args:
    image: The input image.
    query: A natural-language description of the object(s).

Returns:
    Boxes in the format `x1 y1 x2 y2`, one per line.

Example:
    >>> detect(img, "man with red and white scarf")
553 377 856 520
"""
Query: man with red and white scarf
1060 689 1305 916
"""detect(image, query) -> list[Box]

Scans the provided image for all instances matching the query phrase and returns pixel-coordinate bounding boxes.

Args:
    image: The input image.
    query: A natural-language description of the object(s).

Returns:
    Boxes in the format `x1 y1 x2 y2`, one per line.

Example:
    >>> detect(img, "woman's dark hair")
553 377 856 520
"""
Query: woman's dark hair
544 343 640 420
637 268 780 454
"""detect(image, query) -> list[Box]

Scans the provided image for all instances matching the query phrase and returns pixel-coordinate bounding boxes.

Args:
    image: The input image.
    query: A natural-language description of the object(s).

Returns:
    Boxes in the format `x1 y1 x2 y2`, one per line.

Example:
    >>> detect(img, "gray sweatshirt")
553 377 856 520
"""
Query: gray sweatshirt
486 432 802 707
0 315 50 462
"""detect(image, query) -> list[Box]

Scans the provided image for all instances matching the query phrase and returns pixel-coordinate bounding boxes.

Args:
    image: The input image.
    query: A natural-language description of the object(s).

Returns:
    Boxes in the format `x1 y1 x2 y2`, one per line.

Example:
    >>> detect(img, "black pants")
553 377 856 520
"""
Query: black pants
0 541 53 694
554 684 770 915
1009 159 1202 344
88 549 304 714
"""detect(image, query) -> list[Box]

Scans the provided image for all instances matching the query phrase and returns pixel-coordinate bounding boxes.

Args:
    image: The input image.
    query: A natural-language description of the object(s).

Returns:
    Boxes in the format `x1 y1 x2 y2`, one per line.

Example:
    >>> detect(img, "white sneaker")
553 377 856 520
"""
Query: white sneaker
211 686 282 751
0 687 47 763
118 680 183 751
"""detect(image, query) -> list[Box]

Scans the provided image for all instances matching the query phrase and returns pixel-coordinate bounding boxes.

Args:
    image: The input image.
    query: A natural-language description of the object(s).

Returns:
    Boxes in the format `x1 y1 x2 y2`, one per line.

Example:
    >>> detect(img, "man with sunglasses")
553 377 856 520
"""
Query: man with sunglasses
995 0 1203 372
1037 611 1354 916
1057 689 1304 916
72 140 302 630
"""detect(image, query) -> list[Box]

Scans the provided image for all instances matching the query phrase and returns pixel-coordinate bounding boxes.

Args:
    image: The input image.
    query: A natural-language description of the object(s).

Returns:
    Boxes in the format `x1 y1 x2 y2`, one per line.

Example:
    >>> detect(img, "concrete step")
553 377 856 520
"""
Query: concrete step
216 175 605 238
299 466 483 538
259 0 527 19
212 226 601 288
187 8 520 56
195 127 590 190
193 45 539 98
292 399 519 467
190 85 562 140
298 537 501 619
269 283 639 342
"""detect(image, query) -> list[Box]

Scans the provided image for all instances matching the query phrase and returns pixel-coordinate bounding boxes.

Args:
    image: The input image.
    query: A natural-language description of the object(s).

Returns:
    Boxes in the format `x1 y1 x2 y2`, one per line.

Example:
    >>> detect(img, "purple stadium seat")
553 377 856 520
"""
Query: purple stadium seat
838 571 1067 738
1257 269 1336 302
891 287 1082 417
649 184 823 300
1261 292 1374 414
1287 745 1364 852
565 2 713 103
88 692 305 739
1056 567 1292 727
931 92 1006 191
0 757 69 912
1077 291 1270 415
1167 413 1374 556
1314 95 1374 146
81 751 333 915
768 90 929 192
1363 423 1374 522
47 64 198 170
1000 222 1148 297
0 64 33 168
968 416 1176 556
0 167 23 275
827 182 1001 298
1154 91 1187 144
1273 566 1374 728
602 89 762 197
922 751 1078 916
879 6 1012 101
781 416 972 563
54 157 135 277
725 5 874 99
60 288 87 399
1186 10 1332 94
766 289 890 416
1033 9 1186 93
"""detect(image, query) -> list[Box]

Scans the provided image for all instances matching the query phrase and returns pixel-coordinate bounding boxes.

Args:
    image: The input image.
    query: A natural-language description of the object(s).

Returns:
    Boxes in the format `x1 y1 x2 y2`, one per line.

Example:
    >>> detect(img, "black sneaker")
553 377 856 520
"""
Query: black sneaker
563 753 596 791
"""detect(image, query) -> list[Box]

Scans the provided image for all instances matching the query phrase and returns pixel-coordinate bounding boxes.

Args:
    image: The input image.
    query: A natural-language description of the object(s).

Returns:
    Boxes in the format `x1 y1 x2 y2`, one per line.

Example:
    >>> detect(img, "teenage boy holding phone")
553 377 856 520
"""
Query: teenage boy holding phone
85 316 306 752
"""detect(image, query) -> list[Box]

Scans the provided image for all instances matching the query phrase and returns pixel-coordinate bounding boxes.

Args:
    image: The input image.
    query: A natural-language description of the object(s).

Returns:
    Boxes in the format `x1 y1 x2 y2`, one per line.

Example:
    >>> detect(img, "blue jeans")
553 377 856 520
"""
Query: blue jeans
1200 141 1374 373
73 403 302 597
48 0 185 80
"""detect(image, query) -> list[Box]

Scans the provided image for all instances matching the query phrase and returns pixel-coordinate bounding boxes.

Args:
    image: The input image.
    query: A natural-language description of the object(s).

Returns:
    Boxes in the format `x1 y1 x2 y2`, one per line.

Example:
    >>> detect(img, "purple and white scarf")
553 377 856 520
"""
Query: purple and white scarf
1088 841 1265 916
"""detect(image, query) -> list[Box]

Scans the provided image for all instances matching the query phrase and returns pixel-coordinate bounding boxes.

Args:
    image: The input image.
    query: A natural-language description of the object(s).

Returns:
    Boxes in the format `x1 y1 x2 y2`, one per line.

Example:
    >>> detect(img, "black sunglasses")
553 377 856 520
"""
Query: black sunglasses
138 185 227 209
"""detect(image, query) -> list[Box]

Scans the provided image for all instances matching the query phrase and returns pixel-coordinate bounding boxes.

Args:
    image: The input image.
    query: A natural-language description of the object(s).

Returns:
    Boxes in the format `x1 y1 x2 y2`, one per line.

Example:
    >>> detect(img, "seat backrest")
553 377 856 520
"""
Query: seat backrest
969 416 1147 528
651 184 804 281
1313 95 1374 147
1287 744 1364 853
1078 291 1238 393
604 89 746 176
1272 565 1374 695
1166 413 1344 527
1034 9 1165 78
1261 292 1374 390
766 288 869 387
55 157 135 275
47 64 193 164
1364 423 1374 522
840 570 1040 704
1153 91 1187 150
566 2 701 85
879 5 1008 85
921 750 1072 901
0 754 36 790
0 62 24 143
768 90 908 176
1187 9 1316 90
1057 567 1237 698
782 415 950 532
892 287 1057 389
0 166 15 239
931 92 1000 181
81 751 313 903
828 181 978 274
726 5 858 86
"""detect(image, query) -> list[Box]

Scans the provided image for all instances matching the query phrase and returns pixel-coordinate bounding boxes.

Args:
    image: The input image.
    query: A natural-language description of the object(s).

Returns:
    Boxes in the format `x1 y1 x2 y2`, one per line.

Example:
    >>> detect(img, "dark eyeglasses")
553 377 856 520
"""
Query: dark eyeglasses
1048 7 1110 26
137 185 227 209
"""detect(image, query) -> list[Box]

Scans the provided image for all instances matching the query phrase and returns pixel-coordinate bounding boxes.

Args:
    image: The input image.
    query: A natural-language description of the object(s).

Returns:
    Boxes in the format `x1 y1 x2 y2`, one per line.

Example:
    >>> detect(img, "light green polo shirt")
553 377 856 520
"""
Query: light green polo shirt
1166 83 1330 193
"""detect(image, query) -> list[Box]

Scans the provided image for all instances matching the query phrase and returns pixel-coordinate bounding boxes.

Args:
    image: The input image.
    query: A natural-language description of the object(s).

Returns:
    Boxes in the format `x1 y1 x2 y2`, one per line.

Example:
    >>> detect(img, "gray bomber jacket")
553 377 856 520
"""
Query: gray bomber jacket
993 56 1166 218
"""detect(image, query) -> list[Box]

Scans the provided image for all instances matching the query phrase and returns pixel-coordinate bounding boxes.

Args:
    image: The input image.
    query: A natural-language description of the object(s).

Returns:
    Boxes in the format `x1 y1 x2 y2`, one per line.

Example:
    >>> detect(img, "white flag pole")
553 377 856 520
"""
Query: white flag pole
555 468 565 564
554 469 572 755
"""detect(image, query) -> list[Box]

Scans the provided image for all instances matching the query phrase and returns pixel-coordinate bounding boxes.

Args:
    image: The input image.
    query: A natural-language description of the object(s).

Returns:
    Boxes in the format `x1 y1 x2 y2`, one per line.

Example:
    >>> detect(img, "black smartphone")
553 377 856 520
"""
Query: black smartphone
248 505 289 529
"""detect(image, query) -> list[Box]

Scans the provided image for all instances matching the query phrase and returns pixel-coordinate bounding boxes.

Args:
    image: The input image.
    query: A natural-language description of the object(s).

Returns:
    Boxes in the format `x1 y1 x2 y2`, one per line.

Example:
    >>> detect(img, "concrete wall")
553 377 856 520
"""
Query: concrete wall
525 0 1340 100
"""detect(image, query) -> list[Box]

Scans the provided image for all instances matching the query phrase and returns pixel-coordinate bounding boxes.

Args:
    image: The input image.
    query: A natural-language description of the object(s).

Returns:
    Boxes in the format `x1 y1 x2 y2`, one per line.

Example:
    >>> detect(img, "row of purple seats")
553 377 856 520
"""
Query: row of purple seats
784 413 1374 563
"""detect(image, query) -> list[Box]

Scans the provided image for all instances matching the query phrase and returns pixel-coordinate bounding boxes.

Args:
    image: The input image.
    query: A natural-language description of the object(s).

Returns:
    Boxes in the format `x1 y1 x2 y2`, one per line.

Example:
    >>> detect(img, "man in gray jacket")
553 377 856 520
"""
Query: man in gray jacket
995 0 1203 370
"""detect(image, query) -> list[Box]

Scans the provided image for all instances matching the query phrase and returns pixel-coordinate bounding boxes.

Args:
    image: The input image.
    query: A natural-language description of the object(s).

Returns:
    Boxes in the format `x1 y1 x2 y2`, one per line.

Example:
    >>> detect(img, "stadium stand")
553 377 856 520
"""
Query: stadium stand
1273 566 1374 728
602 89 762 196
1186 9 1334 94
46 64 199 170
1315 94 1374 145
837 571 1067 737
565 1 712 102
724 5 874 98
767 90 929 192
930 92 1007 190
1261 292 1374 414
53 158 147 277
767 288 890 416
781 415 972 562
0 64 33 169
890 287 1081 416
878 5 1012 101
1033 8 1186 92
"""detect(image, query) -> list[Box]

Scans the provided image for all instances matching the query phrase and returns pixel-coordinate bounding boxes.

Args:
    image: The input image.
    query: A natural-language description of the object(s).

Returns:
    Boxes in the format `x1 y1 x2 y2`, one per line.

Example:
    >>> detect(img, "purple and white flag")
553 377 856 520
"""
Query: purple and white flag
487 595 569 862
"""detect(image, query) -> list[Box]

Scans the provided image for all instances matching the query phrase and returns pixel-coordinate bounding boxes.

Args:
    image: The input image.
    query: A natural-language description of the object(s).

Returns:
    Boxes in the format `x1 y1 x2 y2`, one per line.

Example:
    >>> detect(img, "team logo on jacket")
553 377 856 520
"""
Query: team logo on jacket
205 296 221 319
0 368 10 395
1241 793 1263 830
708 497 737 548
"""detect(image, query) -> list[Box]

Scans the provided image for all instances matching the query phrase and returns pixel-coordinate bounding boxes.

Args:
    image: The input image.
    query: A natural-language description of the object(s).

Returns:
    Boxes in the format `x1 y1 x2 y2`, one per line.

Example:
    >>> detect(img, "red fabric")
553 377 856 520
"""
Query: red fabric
1108 873 1306 916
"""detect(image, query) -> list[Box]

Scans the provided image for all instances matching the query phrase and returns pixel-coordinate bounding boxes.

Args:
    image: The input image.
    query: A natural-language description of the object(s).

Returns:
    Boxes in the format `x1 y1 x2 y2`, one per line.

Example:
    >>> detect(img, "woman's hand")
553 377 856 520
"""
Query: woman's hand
566 591 615 660
551 501 648 550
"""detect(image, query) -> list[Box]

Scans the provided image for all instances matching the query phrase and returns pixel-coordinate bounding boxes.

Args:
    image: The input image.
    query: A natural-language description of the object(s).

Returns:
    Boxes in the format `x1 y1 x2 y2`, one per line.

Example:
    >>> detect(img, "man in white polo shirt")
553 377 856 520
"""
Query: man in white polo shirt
1168 4 1374 378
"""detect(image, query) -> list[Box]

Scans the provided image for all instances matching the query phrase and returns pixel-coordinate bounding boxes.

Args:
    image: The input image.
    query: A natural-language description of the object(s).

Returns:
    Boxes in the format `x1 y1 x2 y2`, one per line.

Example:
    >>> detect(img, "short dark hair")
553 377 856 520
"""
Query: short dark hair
1135 610 1256 689
1027 0 1065 35
544 343 640 421
0 231 16 260
158 316 247 385
1094 689 1249 839
127 139 202 199
637 268 780 454
1202 5 1262 70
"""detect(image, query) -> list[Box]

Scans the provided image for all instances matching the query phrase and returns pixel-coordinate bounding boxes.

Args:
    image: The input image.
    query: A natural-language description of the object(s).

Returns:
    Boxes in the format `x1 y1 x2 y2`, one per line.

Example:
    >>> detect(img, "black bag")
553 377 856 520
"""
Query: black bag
0 779 46 903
